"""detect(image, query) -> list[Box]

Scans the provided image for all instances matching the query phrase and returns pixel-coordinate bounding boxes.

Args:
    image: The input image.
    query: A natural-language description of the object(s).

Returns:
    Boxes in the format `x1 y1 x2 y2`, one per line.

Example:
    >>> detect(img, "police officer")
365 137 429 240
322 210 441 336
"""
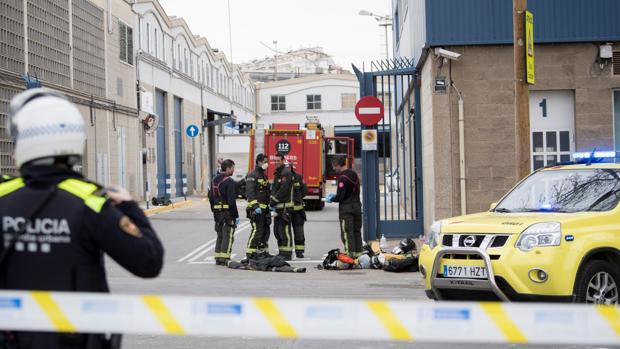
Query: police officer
208 159 239 265
245 154 271 257
0 88 164 349
290 165 308 258
270 154 294 260
326 156 363 257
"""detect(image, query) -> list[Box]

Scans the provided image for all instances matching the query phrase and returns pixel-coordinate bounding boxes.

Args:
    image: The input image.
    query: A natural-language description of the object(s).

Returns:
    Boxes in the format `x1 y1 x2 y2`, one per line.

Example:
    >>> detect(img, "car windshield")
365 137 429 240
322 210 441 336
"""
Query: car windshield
495 168 620 213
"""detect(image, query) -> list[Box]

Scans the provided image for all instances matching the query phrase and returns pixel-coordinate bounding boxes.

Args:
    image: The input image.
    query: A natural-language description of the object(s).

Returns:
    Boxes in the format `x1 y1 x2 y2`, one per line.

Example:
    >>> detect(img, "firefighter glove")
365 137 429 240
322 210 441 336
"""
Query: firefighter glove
255 207 262 215
235 217 241 226
326 193 336 203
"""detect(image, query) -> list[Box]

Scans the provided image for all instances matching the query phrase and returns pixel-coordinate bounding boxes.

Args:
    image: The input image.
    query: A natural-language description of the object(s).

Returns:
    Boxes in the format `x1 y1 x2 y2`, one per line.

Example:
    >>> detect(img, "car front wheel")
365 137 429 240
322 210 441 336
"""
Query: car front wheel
574 260 620 304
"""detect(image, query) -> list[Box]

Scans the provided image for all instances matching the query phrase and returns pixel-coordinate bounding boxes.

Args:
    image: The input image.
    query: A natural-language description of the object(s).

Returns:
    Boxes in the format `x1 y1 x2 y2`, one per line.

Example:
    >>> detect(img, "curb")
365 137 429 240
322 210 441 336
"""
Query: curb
144 200 193 216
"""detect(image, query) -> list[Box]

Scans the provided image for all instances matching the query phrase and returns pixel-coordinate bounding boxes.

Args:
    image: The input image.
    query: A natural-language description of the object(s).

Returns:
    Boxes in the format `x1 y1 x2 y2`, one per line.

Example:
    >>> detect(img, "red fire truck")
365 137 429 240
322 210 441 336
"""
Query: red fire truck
248 122 354 210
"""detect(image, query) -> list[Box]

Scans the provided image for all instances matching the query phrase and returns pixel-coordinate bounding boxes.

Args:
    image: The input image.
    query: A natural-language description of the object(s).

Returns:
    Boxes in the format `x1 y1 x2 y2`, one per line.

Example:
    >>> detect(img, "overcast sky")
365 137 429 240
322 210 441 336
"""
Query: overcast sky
158 0 392 71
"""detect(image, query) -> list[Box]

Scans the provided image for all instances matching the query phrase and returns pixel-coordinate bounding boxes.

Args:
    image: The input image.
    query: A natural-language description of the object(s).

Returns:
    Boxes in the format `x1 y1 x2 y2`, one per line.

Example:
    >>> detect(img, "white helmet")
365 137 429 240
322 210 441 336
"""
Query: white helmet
9 88 86 168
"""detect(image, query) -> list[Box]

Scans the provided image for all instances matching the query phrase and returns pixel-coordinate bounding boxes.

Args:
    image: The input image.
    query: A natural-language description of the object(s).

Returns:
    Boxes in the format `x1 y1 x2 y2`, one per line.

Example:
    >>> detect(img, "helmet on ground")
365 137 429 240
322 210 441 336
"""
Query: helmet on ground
357 254 371 269
9 88 85 168
392 237 416 254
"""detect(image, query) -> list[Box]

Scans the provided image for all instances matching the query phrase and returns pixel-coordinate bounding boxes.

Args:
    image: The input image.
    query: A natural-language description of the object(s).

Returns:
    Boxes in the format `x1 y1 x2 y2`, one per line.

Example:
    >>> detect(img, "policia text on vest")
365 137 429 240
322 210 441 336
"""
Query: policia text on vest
208 159 239 265
1 88 165 349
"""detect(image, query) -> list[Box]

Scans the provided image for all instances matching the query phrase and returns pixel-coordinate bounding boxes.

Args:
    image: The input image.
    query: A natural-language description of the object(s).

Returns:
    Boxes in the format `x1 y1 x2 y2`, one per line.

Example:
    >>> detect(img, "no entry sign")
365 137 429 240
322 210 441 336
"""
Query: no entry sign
355 96 384 126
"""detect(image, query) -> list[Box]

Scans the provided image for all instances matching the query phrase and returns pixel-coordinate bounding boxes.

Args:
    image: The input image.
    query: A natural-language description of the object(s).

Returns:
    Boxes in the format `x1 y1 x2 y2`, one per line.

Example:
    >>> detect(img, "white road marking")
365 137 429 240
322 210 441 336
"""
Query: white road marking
177 238 217 263
177 222 252 263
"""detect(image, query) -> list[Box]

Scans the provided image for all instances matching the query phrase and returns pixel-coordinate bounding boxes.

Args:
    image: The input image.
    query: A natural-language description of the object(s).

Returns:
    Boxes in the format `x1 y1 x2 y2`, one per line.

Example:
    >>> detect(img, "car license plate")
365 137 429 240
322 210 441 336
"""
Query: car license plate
443 265 487 279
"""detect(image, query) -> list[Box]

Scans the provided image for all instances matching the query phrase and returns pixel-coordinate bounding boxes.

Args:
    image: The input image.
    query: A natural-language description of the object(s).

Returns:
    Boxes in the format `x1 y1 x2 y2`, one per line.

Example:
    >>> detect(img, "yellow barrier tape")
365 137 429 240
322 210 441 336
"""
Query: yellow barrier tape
31 291 76 332
481 303 527 343
254 298 298 338
598 305 620 338
367 301 413 341
142 295 185 335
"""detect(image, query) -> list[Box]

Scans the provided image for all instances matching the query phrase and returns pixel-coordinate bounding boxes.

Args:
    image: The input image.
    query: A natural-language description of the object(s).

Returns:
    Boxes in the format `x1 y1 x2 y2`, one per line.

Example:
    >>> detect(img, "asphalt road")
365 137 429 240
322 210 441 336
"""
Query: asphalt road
104 199 617 349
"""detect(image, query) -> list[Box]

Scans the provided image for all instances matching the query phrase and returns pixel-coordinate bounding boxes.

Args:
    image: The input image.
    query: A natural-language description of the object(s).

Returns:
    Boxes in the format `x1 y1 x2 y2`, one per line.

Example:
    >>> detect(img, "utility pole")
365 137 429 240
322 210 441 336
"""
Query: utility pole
514 0 530 180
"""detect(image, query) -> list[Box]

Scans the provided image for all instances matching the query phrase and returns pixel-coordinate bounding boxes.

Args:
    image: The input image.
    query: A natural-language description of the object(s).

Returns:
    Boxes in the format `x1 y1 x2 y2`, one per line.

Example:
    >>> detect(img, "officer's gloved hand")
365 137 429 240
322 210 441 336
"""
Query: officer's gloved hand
255 207 262 215
235 217 240 226
106 186 132 205
326 193 336 203
269 205 276 212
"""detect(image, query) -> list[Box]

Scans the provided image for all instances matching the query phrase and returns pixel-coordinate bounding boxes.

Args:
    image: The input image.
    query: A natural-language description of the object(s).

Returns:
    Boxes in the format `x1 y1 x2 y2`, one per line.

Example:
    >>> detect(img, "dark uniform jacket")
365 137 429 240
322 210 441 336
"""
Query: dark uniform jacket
332 169 362 213
291 170 308 210
0 165 164 348
270 165 294 209
245 167 270 210
208 173 239 218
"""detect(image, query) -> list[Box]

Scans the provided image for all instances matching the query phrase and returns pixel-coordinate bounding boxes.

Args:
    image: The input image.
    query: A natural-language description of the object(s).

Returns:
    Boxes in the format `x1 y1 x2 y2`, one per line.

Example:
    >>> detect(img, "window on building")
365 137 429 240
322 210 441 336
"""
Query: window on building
119 21 133 65
177 44 181 70
531 131 572 170
184 49 188 75
161 32 166 63
341 93 356 109
271 95 286 111
146 23 150 54
307 94 322 110
154 28 158 58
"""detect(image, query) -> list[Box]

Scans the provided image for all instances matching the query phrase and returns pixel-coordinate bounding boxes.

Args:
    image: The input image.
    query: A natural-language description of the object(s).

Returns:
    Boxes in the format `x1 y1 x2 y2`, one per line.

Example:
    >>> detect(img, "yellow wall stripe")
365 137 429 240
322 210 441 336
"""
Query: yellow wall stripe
598 305 620 337
142 295 185 335
481 303 527 343
31 291 76 332
254 298 298 338
367 301 413 341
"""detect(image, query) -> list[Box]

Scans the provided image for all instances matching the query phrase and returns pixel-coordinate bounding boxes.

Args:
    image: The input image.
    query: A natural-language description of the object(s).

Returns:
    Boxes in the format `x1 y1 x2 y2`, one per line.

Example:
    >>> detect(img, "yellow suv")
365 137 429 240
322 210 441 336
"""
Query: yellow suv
420 162 620 303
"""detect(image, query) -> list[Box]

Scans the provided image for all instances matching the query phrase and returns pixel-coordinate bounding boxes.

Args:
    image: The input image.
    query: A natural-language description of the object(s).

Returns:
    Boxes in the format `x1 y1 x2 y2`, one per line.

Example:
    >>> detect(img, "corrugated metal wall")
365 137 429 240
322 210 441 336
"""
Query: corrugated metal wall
72 0 106 96
423 0 620 47
0 0 24 74
27 0 71 87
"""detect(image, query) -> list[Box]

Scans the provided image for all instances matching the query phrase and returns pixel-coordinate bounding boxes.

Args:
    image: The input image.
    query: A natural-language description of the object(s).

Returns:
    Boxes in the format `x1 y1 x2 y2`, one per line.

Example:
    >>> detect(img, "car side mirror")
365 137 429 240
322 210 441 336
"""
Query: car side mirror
489 202 498 211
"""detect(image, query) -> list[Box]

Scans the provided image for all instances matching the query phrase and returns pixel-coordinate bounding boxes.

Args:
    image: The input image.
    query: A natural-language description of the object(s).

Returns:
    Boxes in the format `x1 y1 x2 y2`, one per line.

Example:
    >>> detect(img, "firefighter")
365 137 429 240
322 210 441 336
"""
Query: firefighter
270 154 294 260
291 165 308 258
326 156 363 257
208 159 239 265
245 153 271 257
0 88 164 349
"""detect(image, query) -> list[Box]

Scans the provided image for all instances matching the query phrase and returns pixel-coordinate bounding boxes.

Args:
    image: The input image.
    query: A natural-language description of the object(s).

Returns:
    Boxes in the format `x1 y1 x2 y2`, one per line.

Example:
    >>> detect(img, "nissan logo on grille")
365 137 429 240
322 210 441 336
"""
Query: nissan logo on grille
463 235 476 247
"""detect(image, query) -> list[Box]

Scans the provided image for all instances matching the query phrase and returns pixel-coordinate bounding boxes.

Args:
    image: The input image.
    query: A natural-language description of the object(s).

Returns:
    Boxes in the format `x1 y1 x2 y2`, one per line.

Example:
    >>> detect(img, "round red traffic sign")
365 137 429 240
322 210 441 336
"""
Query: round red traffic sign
354 96 384 126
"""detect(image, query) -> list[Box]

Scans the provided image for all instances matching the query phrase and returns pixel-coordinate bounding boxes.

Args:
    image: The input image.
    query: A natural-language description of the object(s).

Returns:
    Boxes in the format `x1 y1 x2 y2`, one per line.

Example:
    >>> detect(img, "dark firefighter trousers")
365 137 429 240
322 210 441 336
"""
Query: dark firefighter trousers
274 210 293 258
214 211 236 261
292 209 306 253
339 211 363 258
246 211 271 256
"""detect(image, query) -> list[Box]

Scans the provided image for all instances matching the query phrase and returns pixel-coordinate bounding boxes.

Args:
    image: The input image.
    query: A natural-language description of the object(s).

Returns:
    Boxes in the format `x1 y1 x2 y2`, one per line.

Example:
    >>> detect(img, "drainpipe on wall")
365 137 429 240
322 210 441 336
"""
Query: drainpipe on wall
451 82 467 216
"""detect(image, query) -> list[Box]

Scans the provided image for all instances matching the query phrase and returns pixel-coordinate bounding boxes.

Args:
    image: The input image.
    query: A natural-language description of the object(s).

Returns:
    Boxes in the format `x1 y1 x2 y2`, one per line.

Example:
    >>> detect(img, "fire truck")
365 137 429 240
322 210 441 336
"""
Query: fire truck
248 122 354 210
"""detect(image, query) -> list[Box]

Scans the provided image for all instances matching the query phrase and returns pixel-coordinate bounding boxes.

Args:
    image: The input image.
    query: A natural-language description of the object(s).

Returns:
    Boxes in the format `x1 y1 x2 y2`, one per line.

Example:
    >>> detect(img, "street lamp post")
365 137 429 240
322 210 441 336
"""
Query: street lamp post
273 40 278 81
359 10 392 60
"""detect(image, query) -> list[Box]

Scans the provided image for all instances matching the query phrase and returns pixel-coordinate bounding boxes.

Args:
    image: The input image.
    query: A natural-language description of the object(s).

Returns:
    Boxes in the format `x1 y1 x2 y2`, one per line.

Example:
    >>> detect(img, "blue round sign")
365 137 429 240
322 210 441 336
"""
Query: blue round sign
185 124 199 138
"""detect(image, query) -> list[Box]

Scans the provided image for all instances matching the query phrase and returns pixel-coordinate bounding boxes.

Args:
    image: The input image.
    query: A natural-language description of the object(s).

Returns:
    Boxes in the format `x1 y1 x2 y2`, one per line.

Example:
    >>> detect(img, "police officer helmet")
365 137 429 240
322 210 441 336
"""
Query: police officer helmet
9 88 85 168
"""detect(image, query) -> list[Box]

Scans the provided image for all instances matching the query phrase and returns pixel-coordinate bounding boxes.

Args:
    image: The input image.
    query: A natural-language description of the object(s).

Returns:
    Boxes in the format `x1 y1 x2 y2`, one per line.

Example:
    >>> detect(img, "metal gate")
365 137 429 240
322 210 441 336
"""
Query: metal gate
354 58 423 240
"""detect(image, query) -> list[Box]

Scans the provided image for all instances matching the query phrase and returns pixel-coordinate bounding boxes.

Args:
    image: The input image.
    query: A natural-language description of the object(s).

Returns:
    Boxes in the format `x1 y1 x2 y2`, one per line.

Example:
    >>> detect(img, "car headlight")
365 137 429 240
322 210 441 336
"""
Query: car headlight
426 221 441 249
515 222 562 252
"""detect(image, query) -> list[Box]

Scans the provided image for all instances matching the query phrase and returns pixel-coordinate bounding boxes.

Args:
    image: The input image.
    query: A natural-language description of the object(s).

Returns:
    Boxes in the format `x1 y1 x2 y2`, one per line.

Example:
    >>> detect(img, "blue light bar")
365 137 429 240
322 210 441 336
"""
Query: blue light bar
573 151 616 159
